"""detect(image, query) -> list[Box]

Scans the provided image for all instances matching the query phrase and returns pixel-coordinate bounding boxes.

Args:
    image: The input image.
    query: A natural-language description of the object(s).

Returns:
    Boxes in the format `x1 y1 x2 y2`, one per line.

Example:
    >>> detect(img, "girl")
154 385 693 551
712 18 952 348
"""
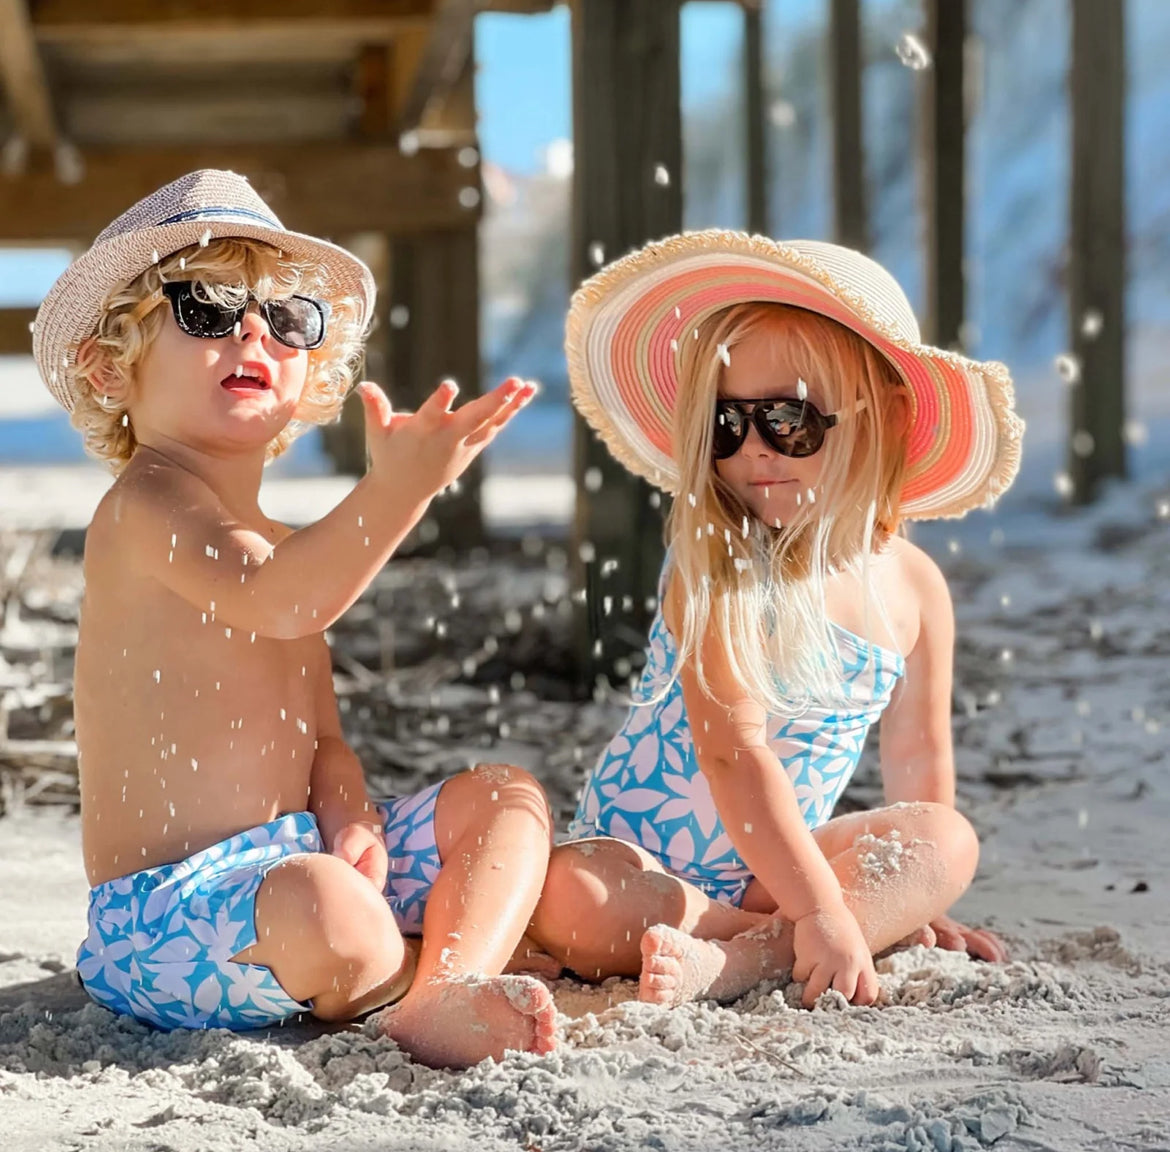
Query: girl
528 233 1023 1010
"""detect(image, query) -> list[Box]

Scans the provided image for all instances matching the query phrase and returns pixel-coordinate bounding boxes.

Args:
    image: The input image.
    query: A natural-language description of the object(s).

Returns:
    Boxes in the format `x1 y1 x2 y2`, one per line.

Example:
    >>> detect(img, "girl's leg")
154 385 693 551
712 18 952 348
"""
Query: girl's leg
640 801 980 1006
376 763 559 1069
528 837 771 980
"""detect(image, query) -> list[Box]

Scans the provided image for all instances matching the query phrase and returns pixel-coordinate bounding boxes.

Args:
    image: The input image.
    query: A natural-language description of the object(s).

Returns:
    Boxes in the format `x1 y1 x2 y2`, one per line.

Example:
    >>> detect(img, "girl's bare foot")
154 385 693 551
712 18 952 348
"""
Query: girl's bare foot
375 974 557 1070
638 919 795 1007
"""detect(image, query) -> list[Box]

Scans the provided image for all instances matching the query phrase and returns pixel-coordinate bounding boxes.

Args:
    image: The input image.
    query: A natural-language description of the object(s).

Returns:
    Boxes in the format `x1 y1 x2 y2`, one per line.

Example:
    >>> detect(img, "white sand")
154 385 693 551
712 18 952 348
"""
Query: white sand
2 482 1169 1151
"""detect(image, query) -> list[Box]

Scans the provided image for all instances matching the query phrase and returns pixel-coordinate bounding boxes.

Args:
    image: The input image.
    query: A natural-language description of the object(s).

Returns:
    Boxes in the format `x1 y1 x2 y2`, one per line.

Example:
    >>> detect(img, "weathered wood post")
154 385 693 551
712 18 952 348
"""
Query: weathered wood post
828 0 867 251
744 0 769 236
921 0 967 351
1069 0 1127 502
570 0 683 691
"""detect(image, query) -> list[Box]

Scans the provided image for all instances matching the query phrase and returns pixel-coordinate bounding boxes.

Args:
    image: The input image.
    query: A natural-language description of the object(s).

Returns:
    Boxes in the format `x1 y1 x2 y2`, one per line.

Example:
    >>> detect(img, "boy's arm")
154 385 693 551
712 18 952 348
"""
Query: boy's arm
116 455 430 641
307 634 388 889
878 545 956 806
117 378 530 640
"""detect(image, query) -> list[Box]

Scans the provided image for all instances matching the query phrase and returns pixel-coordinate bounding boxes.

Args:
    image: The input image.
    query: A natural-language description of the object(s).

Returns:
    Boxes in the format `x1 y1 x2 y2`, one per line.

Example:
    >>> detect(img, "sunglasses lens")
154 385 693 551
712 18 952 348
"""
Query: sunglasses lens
267 297 325 349
712 406 746 459
759 403 821 457
174 287 236 338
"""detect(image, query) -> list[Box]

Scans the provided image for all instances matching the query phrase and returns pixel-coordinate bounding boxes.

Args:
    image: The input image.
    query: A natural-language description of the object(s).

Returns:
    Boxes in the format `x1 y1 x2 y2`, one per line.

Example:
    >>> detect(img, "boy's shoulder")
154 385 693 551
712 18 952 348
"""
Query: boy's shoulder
90 452 200 538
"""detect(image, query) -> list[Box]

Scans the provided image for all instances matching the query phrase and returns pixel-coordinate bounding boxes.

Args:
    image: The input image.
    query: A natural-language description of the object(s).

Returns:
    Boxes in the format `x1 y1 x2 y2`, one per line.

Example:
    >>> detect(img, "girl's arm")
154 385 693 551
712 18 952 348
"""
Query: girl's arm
665 577 847 922
665 575 880 1004
877 547 1008 962
878 544 956 805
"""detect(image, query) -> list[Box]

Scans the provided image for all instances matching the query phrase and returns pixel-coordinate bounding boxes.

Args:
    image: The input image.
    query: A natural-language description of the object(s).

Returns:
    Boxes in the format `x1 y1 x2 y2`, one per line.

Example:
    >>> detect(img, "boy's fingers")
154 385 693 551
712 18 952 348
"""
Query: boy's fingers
464 381 537 447
356 381 393 428
450 376 527 432
418 378 460 422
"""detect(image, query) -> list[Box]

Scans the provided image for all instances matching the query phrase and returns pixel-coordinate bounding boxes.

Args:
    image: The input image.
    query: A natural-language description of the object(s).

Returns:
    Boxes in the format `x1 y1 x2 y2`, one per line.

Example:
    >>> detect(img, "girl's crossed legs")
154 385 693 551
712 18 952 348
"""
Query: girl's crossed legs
528 801 980 1008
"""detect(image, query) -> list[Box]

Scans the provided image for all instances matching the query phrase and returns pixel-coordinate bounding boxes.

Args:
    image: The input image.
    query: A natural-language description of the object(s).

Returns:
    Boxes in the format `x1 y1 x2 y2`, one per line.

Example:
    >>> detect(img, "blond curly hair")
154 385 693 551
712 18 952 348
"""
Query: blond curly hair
66 237 367 473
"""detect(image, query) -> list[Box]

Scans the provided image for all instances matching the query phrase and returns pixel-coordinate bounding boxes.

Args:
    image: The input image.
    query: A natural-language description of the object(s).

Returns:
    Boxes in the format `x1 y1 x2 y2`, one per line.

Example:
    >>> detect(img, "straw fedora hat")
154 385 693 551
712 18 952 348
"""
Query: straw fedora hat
33 169 376 411
566 230 1023 521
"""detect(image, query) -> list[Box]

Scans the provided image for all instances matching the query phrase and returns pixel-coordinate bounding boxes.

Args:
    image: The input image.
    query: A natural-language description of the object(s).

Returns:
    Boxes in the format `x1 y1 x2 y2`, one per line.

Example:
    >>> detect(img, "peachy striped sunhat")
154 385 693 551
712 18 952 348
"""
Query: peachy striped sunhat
566 230 1023 521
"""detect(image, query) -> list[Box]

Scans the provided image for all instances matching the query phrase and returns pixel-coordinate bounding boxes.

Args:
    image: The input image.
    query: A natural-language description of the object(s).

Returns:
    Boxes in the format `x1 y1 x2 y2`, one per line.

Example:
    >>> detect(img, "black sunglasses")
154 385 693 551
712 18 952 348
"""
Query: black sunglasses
160 281 330 350
712 396 844 460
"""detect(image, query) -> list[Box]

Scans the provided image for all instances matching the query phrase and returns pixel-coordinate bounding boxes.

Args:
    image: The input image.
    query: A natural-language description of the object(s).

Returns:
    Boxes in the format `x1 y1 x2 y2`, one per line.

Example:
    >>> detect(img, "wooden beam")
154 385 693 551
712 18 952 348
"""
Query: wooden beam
30 0 551 43
0 308 37 357
0 0 57 148
828 0 867 250
744 0 768 234
571 0 681 688
30 0 434 42
921 0 966 350
1069 0 1126 502
0 143 481 242
397 0 476 136
388 228 485 545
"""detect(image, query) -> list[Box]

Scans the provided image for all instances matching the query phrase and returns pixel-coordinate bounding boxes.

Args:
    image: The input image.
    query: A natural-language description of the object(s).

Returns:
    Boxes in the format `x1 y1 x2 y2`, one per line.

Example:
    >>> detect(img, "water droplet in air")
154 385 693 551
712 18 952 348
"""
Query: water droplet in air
896 31 932 70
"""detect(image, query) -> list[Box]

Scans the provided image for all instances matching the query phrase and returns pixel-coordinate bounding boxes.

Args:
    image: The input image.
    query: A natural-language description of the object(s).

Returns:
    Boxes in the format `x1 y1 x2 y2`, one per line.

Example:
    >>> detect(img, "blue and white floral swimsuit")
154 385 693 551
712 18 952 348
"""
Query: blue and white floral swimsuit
77 784 444 1032
567 565 905 906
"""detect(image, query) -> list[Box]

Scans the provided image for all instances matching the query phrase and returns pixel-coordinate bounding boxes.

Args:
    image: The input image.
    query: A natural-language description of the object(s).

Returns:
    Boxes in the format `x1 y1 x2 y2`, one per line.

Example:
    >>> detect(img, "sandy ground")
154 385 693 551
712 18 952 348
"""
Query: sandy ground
2 480 1170 1151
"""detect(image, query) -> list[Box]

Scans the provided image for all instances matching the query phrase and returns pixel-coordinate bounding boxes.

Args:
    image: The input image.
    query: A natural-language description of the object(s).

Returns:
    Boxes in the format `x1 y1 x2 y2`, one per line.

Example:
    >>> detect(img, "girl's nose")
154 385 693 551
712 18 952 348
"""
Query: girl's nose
742 417 774 457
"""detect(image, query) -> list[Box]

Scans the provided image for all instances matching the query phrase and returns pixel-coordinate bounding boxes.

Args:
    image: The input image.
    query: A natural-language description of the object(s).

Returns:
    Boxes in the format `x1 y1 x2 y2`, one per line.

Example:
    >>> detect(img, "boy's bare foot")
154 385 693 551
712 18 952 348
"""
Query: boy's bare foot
504 933 564 979
638 920 794 1007
376 974 558 1069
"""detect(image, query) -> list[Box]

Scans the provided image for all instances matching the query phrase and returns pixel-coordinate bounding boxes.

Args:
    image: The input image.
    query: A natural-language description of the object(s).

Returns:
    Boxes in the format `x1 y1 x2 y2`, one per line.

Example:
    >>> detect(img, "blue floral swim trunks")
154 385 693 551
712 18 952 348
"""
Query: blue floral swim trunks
77 783 444 1031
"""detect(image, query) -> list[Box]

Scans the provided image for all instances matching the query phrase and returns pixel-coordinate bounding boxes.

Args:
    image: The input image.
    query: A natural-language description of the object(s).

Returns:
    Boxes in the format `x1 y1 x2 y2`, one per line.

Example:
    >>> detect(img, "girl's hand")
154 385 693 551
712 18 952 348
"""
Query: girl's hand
355 376 536 501
331 821 389 893
791 902 881 1008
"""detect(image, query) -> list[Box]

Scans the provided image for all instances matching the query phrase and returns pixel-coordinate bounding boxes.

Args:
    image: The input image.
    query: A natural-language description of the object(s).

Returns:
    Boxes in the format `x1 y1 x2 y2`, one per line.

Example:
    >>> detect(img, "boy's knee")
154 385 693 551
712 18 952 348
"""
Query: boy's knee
447 762 553 837
252 853 404 1001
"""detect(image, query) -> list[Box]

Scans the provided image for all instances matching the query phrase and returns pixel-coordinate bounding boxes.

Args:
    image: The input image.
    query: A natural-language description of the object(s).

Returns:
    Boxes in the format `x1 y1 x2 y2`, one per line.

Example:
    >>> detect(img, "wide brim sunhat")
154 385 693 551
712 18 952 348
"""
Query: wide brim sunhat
566 230 1023 521
33 169 376 411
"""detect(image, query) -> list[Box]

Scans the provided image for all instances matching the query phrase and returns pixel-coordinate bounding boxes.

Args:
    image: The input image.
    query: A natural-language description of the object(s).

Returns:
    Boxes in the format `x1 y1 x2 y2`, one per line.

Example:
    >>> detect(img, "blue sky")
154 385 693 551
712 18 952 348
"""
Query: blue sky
0 1 822 304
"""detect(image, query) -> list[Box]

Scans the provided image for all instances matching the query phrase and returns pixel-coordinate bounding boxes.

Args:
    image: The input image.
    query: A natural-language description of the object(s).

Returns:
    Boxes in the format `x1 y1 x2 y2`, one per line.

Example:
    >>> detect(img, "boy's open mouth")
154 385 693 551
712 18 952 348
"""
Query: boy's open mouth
221 368 271 391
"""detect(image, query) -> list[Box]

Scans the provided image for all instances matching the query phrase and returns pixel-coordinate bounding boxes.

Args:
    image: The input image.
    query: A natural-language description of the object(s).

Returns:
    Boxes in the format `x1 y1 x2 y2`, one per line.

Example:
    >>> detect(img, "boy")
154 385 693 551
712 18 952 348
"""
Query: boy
34 169 556 1069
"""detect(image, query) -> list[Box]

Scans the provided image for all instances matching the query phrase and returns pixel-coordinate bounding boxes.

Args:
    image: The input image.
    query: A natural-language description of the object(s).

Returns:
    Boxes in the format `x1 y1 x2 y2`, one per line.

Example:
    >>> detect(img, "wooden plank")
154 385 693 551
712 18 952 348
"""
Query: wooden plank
744 0 768 234
828 0 867 251
30 0 434 41
388 228 485 545
31 0 552 43
0 0 57 148
0 308 37 357
921 0 966 350
0 143 480 242
397 0 476 135
1069 0 1126 502
570 0 681 687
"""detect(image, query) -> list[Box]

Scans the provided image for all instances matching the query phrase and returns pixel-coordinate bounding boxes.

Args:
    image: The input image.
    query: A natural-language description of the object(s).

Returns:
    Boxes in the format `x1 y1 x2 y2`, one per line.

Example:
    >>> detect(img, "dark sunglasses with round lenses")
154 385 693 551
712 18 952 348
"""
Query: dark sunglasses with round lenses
712 396 845 460
160 281 330 351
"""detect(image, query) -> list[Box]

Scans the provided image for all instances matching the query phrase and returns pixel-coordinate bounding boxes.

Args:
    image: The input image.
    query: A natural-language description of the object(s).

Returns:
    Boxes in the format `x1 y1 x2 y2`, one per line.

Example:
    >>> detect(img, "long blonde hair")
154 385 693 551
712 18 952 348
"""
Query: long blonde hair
667 302 908 713
67 237 367 473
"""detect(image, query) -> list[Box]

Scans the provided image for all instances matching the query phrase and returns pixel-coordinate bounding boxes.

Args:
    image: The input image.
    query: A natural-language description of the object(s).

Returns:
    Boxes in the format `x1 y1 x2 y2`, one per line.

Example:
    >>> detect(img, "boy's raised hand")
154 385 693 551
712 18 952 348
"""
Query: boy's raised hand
356 376 537 499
